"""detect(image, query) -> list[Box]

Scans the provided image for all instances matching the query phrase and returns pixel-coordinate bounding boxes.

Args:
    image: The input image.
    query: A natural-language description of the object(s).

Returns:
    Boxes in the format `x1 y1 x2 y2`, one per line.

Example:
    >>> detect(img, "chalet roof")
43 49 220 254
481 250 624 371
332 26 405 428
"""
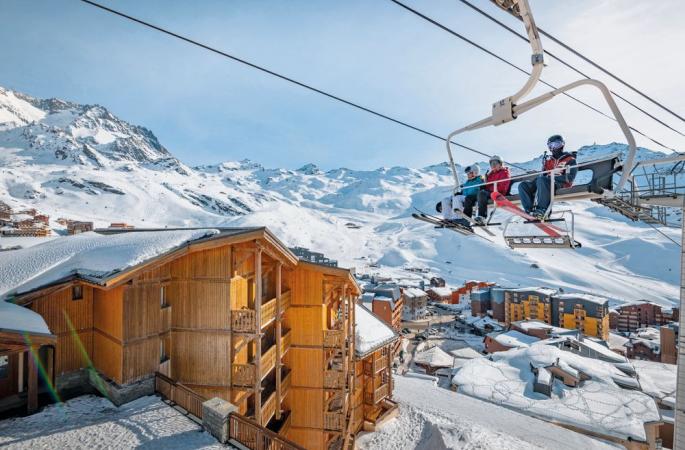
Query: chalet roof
0 300 51 336
427 287 453 297
403 287 428 299
507 287 557 296
0 227 315 300
554 293 609 306
355 304 398 357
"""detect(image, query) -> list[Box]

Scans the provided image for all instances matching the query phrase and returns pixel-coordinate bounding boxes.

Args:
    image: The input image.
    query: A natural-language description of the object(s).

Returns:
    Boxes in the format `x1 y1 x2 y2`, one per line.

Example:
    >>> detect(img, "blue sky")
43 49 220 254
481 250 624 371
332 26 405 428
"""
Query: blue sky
2 0 684 169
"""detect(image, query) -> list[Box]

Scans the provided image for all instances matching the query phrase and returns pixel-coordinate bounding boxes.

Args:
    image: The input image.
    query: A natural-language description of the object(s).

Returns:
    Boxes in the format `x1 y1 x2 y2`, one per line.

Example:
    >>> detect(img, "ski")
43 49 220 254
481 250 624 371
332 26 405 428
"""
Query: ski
490 192 564 236
490 192 582 248
411 210 495 243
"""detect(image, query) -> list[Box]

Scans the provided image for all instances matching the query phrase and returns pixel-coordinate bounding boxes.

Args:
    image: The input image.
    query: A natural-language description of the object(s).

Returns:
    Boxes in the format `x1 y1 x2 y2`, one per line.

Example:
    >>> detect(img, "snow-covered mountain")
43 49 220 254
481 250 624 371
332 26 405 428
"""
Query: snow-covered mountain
0 86 680 306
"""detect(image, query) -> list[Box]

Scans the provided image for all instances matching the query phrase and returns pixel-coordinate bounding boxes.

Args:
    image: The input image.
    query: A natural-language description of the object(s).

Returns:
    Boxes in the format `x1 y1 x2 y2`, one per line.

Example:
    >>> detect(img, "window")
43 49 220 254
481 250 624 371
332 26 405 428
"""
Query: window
72 285 83 301
0 356 7 379
160 285 168 308
160 340 169 363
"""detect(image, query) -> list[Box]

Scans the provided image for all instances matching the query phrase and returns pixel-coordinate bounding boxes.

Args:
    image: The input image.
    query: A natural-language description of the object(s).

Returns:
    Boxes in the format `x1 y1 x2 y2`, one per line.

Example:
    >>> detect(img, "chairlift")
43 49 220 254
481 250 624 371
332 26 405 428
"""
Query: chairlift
442 0 638 249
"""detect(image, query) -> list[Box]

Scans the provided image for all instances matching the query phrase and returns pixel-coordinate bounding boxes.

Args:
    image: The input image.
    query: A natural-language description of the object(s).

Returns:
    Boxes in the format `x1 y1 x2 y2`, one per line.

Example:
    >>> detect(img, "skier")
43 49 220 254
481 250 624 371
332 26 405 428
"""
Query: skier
518 135 577 218
474 155 511 225
458 165 486 220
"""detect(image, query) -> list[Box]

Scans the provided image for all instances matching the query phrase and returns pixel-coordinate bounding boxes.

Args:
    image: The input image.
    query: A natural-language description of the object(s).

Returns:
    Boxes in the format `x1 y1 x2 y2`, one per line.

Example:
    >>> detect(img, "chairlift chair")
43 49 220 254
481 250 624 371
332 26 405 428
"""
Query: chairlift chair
443 0 638 250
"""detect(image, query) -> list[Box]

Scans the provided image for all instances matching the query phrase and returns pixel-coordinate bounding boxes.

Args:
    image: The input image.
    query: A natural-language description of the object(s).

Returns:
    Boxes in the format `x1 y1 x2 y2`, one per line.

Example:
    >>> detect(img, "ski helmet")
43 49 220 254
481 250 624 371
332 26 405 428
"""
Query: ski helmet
547 134 565 151
464 165 480 176
435 201 442 213
489 155 503 165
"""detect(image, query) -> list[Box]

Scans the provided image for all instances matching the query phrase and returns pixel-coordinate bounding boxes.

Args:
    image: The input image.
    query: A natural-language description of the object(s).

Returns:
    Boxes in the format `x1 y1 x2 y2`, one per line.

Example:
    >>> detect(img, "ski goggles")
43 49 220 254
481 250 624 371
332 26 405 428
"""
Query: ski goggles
547 140 565 151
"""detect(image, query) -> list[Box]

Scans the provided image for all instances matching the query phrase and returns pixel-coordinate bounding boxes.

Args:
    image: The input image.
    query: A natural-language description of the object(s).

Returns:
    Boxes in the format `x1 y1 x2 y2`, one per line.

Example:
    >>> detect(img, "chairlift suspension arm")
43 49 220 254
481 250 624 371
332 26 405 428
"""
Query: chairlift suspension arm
445 0 637 194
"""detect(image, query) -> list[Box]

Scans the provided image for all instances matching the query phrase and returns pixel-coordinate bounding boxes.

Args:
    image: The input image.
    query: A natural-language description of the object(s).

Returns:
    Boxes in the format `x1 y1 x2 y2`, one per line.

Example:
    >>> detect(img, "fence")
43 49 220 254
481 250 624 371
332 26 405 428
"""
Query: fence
154 373 305 450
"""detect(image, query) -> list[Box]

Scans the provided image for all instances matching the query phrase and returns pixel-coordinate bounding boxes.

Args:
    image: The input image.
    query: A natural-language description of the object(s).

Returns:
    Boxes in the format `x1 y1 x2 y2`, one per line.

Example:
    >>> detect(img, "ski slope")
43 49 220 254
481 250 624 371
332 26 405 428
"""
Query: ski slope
0 86 680 306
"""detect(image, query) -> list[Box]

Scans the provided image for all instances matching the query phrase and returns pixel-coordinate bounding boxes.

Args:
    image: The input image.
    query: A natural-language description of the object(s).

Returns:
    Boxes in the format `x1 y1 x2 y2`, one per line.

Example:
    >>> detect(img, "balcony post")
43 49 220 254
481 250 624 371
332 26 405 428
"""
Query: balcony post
276 261 282 420
254 245 262 425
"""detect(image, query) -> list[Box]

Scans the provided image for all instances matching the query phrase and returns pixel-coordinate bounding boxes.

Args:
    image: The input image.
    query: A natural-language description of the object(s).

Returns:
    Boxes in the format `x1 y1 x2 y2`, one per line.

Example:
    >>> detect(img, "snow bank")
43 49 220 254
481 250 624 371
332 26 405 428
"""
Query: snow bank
0 229 219 298
356 375 621 450
452 345 660 442
355 304 396 355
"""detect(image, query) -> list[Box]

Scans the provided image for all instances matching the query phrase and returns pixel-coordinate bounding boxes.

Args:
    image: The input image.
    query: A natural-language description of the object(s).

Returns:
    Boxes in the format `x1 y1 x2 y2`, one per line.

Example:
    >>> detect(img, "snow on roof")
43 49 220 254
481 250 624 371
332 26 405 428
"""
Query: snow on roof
450 347 483 360
414 346 454 368
554 293 609 305
465 315 503 331
0 300 50 335
452 345 660 442
428 287 453 297
403 287 427 298
632 360 677 402
492 330 539 349
355 304 397 356
631 327 660 341
607 332 629 350
0 229 220 299
507 287 557 296
513 320 571 335
536 368 552 385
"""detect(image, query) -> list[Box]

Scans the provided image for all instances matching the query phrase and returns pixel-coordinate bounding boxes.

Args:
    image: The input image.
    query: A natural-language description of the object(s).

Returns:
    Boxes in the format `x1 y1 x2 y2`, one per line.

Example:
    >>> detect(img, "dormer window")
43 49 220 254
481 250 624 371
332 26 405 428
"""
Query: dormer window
72 285 83 301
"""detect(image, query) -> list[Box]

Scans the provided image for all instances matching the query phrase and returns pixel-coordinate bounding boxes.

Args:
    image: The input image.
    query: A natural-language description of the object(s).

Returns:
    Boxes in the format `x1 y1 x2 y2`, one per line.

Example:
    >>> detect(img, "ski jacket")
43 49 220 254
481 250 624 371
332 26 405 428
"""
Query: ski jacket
542 152 577 188
485 167 511 194
461 175 485 197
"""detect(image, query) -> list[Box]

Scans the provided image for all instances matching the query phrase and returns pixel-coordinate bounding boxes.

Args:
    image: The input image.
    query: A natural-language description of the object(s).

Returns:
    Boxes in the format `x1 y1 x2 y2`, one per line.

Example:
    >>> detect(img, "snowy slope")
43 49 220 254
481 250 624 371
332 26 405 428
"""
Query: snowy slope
0 86 680 306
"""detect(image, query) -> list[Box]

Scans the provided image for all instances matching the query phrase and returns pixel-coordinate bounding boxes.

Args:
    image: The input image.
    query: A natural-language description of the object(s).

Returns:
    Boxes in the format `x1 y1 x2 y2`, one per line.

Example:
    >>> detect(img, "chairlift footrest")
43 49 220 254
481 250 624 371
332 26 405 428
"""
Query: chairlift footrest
505 235 581 249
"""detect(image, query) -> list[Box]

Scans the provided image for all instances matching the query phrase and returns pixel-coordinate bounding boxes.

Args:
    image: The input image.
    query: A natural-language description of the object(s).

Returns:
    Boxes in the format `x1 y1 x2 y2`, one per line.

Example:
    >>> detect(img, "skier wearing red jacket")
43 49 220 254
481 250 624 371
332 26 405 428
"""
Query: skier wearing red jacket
472 155 511 224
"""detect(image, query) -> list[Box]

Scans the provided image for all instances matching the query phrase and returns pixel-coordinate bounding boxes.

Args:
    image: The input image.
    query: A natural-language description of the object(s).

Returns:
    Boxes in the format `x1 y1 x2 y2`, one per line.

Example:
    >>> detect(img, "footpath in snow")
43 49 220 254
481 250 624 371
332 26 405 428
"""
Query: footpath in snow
356 375 621 450
0 395 223 449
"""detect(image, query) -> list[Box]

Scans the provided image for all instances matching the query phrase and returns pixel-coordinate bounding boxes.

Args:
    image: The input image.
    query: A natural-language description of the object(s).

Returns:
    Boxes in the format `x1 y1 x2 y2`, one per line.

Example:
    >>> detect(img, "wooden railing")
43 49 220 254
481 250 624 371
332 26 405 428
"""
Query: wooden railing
364 383 389 405
281 290 291 311
154 372 204 419
229 411 306 450
155 373 304 450
281 369 292 396
279 411 292 437
261 298 277 329
232 364 256 386
261 344 277 377
261 391 277 426
323 370 345 389
232 309 256 332
364 357 387 375
323 329 343 348
323 412 344 431
280 329 292 356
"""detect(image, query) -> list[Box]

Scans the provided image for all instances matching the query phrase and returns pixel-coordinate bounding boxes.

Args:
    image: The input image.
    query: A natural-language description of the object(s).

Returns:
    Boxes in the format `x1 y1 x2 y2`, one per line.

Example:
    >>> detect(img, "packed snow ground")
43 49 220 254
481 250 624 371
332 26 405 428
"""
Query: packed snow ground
0 395 224 449
0 86 680 307
356 375 621 450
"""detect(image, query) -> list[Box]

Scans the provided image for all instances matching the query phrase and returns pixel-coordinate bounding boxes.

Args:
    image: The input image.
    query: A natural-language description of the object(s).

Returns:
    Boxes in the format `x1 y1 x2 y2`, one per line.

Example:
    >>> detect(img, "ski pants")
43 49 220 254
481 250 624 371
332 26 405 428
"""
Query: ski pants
463 192 487 218
518 175 565 213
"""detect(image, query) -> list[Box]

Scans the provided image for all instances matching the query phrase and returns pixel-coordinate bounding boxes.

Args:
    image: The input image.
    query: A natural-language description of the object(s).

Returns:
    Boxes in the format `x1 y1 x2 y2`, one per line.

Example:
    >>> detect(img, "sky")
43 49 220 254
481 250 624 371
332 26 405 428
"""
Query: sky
1 0 684 170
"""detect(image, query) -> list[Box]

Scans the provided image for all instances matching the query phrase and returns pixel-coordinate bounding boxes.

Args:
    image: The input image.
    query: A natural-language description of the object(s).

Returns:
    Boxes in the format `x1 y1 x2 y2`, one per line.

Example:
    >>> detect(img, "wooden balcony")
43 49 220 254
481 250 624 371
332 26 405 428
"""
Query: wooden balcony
261 344 277 378
232 309 256 333
363 357 387 376
229 412 305 450
323 412 345 431
280 329 292 356
323 329 343 348
279 410 292 437
323 370 345 389
261 390 277 426
232 364 256 387
364 383 389 405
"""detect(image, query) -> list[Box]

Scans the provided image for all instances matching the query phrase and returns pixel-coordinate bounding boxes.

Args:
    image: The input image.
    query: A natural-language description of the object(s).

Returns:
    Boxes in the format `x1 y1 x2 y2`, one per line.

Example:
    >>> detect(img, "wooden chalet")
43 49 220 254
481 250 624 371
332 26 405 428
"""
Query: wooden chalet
0 227 379 450
352 304 399 434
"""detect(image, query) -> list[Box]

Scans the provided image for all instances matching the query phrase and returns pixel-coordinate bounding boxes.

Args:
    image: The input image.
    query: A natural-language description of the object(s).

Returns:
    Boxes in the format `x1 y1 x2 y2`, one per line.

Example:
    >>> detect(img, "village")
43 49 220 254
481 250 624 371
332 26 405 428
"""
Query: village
0 225 678 450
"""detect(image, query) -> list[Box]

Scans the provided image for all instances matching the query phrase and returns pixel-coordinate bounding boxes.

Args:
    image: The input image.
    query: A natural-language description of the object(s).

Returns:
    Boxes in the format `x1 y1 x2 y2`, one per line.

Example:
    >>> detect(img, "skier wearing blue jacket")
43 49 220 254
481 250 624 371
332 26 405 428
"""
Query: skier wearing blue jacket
458 165 486 223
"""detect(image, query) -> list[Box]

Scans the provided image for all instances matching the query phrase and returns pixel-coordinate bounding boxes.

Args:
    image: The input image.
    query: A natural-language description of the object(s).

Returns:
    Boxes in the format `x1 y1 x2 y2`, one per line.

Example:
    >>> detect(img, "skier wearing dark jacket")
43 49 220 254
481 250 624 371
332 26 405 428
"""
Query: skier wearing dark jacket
518 135 577 216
